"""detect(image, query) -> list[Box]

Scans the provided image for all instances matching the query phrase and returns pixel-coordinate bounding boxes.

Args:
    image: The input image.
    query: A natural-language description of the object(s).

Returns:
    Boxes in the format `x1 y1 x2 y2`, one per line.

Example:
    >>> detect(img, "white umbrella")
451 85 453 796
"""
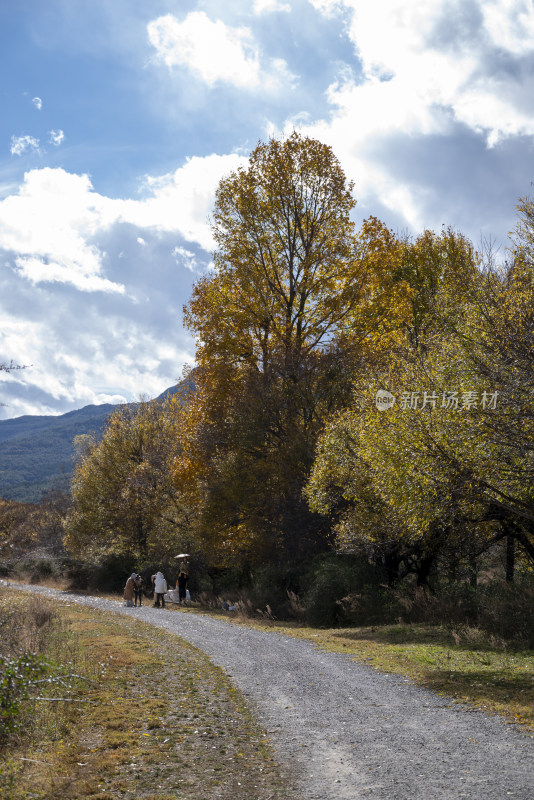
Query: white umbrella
174 553 190 559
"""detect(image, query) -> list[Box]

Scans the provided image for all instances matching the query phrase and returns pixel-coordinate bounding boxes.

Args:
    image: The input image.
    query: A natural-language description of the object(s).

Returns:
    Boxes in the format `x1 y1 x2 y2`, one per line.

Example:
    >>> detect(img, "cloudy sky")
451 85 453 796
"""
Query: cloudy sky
0 0 533 419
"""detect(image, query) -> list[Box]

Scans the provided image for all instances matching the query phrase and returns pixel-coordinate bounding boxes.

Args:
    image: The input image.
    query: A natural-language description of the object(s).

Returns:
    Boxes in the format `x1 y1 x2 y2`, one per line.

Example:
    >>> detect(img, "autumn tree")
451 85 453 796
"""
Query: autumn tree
187 132 358 374
306 227 493 585
415 201 534 570
307 213 534 585
180 133 409 566
64 398 188 563
382 207 534 573
0 498 40 558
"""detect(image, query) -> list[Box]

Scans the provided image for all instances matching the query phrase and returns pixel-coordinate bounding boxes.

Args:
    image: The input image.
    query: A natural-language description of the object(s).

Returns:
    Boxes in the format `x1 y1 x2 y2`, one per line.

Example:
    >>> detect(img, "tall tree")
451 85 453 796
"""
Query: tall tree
186 132 358 376
180 133 408 566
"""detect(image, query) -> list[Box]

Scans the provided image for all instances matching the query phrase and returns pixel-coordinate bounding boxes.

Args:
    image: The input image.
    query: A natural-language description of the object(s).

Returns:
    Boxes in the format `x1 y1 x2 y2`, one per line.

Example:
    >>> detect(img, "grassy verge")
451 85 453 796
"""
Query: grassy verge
0 590 290 800
176 604 534 731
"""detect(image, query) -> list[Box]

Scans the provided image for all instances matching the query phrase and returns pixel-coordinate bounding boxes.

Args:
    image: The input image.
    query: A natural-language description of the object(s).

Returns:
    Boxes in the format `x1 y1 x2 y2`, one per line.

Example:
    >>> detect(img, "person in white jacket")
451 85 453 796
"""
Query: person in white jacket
152 571 168 608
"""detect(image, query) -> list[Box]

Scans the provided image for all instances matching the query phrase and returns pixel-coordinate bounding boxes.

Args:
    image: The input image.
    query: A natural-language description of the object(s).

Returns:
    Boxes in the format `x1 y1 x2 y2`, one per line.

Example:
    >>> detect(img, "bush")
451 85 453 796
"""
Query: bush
66 553 136 593
0 653 49 743
248 563 298 618
303 557 386 627
7 553 62 584
386 578 534 647
392 583 480 627
477 580 534 647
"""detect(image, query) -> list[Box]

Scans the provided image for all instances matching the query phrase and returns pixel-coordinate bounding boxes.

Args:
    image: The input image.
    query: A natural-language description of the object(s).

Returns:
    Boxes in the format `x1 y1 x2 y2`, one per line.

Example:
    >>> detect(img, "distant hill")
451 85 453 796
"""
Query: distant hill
0 375 194 503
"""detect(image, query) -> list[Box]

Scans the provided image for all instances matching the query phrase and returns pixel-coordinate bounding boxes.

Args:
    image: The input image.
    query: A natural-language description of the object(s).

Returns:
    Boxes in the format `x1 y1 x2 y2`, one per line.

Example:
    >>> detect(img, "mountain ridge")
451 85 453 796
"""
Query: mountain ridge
0 378 193 503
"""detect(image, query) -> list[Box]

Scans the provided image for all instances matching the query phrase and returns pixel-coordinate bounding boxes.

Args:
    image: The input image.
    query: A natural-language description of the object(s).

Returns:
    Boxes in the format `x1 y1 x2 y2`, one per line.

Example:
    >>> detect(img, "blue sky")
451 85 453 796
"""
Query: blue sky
0 0 533 419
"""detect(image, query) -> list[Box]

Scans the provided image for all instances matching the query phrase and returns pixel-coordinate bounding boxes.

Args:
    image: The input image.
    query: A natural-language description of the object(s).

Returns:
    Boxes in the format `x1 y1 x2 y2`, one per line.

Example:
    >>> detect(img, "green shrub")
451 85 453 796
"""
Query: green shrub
388 578 534 647
0 653 48 743
7 554 61 584
66 553 136 593
248 563 297 618
392 583 480 627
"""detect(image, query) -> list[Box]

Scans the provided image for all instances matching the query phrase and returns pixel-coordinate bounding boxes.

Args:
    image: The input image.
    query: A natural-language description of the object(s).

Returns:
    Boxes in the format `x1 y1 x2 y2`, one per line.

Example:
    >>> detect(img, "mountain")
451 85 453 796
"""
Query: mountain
0 376 194 504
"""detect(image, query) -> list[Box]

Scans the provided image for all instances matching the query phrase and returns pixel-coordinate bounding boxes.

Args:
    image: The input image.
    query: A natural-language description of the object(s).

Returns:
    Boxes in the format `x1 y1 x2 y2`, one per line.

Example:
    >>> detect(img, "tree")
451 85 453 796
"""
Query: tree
186 132 358 374
180 133 409 566
64 398 188 563
305 227 496 585
0 498 40 558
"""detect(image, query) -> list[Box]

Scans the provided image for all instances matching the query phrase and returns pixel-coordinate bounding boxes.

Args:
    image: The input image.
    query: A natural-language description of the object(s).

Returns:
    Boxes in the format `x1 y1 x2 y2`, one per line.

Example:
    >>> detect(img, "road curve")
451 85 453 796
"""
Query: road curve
5 583 533 800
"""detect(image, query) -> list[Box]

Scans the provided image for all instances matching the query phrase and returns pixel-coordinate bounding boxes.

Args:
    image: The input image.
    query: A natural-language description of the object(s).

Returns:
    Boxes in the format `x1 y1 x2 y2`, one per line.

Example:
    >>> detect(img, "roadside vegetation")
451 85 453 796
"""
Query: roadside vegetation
0 588 289 800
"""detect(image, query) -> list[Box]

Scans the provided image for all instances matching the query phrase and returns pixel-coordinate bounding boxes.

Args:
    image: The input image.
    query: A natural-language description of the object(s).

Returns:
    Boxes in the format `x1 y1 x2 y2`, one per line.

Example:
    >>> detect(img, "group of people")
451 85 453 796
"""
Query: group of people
123 556 190 609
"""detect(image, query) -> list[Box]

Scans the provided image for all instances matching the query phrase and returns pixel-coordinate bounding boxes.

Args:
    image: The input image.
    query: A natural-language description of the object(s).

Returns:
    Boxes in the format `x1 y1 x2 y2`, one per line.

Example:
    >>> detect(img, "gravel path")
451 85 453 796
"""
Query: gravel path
5 582 533 799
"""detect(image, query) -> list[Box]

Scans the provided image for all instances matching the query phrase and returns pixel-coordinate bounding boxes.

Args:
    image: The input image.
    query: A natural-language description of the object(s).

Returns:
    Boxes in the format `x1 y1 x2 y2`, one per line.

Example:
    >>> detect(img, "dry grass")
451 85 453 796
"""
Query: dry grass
0 590 292 800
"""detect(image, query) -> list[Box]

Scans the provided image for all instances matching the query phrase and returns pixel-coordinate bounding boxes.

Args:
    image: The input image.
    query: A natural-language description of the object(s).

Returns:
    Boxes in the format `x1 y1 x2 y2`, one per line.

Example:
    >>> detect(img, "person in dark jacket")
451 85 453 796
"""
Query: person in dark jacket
133 574 143 606
177 556 190 604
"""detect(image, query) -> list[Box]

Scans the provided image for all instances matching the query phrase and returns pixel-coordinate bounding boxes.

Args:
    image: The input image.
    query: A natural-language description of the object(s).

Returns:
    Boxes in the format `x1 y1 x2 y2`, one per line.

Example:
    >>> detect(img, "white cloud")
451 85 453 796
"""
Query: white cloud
10 135 40 156
0 307 193 419
482 0 534 55
0 153 247 295
253 0 291 13
312 0 534 145
14 255 124 294
299 0 534 227
49 129 65 146
147 11 293 90
172 245 198 272
0 168 125 294
307 0 346 17
122 152 249 250
32 97 43 111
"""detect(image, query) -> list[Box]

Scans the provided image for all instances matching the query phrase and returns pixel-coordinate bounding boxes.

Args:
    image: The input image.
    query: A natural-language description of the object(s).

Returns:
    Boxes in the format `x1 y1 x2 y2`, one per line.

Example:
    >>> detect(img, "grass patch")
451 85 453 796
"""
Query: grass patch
0 590 290 799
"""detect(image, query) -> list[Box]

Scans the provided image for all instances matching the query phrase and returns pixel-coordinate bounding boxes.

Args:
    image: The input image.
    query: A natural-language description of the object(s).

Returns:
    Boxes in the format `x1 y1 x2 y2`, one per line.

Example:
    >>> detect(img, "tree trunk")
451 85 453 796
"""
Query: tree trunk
385 552 400 586
416 554 434 587
505 535 515 583
468 552 477 588
136 515 147 560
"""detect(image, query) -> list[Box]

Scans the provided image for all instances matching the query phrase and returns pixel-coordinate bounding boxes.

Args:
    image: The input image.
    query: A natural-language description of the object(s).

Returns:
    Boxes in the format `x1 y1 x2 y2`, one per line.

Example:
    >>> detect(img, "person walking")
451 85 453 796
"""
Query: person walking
123 573 136 607
153 571 168 608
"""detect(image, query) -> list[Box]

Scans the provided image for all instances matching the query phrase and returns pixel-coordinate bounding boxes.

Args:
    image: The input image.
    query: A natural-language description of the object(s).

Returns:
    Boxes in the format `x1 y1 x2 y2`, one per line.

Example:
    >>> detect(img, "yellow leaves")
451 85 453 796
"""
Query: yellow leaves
65 398 191 560
187 133 362 375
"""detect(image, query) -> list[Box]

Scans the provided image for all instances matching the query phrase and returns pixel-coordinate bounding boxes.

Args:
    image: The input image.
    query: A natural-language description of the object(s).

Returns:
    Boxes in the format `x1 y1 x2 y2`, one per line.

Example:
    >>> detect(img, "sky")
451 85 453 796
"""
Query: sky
0 0 533 420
